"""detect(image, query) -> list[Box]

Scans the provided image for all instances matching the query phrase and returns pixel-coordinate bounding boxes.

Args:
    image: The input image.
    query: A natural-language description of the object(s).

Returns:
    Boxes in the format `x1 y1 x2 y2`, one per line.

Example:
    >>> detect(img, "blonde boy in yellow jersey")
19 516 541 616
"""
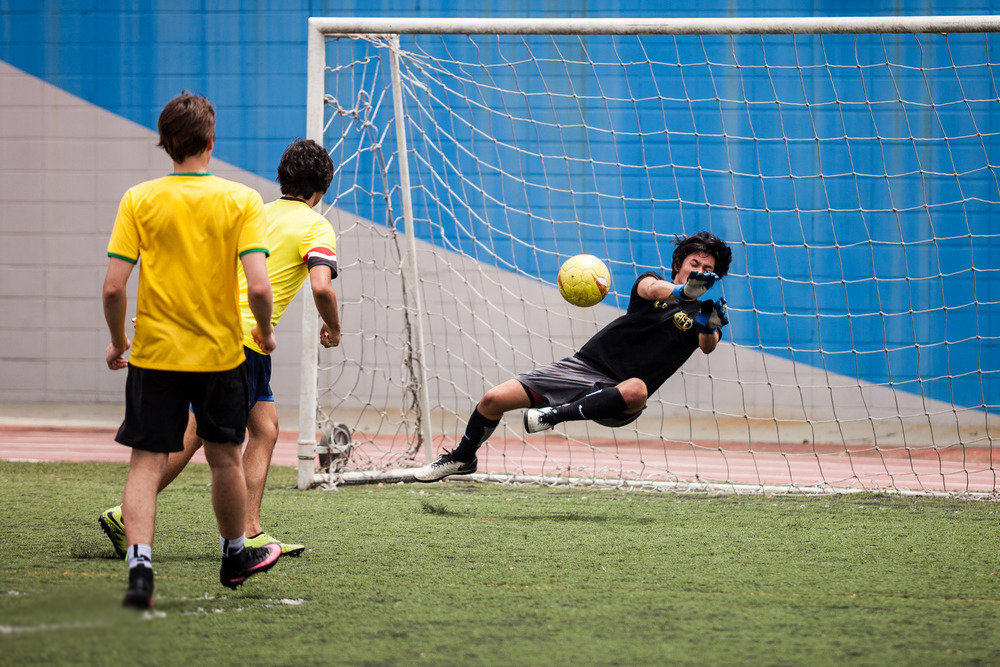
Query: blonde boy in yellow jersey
103 92 282 610
101 139 341 561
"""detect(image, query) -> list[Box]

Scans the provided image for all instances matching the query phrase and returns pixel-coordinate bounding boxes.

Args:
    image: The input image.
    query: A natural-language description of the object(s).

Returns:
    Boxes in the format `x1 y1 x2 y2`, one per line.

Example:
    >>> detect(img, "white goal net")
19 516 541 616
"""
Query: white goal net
299 17 999 496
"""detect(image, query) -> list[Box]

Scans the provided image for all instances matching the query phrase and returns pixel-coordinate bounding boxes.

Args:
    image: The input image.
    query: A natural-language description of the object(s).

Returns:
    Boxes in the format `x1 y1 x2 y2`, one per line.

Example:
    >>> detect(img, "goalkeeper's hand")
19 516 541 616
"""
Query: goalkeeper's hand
696 297 729 335
671 270 719 301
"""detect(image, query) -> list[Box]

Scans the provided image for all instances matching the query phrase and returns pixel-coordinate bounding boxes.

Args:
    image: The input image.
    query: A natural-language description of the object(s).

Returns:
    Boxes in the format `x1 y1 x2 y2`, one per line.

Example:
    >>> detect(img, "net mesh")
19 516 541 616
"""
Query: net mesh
311 29 999 494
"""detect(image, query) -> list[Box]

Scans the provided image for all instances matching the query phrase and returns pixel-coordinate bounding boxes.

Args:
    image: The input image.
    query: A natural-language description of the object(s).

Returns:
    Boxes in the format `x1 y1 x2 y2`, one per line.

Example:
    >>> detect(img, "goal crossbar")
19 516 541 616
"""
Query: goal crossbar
309 15 1000 36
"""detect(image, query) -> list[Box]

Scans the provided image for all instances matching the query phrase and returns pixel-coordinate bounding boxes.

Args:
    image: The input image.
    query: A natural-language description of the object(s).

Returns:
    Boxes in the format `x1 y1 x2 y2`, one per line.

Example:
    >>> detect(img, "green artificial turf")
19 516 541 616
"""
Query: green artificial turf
1 460 998 665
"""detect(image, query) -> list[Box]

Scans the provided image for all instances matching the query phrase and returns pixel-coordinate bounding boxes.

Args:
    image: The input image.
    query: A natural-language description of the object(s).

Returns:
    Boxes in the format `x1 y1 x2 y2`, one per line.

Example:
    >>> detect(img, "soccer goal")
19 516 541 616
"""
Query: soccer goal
299 16 999 496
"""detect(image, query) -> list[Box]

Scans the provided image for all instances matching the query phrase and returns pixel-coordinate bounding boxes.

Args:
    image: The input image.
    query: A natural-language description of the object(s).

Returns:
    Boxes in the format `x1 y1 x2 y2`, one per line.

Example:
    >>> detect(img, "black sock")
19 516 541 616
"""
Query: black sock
452 406 500 461
552 387 628 424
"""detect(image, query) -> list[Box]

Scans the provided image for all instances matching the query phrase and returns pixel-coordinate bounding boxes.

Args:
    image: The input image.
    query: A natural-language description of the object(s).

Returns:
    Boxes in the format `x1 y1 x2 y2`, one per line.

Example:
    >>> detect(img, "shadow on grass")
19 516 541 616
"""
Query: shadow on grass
419 500 459 515
516 513 657 525
418 501 655 525
70 545 122 560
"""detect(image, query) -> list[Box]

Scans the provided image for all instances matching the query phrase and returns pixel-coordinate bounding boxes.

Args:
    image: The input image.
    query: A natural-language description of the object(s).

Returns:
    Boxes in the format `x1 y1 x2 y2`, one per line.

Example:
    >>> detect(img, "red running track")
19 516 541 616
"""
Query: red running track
3 425 995 495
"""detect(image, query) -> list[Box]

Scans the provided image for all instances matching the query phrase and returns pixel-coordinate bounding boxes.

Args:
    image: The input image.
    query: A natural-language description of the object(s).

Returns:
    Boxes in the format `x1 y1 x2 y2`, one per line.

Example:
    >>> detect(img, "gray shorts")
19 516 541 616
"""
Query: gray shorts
516 356 643 428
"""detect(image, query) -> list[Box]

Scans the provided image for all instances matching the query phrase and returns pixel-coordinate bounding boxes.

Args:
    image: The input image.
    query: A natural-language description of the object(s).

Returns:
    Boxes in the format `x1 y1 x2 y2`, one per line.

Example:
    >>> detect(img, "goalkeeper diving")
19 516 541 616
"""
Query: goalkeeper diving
415 230 732 482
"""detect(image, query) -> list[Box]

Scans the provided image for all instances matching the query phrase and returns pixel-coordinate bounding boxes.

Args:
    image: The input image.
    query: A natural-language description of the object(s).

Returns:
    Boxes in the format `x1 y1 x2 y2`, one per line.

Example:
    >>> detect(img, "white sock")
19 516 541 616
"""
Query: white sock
127 543 152 570
220 535 245 557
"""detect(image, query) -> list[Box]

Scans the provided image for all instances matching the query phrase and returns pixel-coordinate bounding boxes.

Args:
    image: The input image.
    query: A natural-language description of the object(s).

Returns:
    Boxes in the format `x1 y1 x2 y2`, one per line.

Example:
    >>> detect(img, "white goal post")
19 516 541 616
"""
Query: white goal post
299 16 999 495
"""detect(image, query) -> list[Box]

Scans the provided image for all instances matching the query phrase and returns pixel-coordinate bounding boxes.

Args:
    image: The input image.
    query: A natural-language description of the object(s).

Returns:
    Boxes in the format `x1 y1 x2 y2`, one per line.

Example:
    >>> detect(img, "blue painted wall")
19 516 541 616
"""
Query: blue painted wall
6 1 994 195
2 1 997 413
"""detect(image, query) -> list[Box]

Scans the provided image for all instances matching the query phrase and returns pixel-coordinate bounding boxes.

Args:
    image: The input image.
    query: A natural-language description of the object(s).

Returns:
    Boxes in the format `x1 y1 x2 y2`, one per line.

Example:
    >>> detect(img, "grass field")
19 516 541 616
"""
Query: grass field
1 460 999 666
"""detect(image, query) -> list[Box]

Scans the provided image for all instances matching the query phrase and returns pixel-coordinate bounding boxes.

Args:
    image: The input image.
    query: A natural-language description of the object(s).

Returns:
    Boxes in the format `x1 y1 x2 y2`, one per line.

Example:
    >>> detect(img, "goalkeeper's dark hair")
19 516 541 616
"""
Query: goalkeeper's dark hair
670 231 732 280
157 91 215 163
277 139 334 199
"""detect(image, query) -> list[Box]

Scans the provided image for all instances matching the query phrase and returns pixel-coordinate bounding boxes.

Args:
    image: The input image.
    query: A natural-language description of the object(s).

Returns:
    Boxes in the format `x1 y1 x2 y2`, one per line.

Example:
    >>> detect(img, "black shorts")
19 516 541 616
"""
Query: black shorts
115 363 249 453
243 346 274 411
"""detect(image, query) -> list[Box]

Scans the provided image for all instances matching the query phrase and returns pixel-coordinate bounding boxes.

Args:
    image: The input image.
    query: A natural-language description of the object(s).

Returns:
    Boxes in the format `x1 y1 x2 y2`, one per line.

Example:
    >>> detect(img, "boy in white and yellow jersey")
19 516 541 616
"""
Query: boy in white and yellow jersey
101 139 341 561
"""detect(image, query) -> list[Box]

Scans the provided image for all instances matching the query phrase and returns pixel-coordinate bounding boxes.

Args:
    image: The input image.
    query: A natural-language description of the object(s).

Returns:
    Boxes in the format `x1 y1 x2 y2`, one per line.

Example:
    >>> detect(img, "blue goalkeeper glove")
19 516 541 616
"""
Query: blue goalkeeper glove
696 297 729 336
671 270 719 301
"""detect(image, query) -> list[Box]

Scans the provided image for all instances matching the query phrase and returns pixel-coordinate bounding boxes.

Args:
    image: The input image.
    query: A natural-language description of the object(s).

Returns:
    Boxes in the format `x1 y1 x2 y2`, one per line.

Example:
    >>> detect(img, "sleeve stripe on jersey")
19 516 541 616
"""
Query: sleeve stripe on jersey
304 248 338 278
107 252 138 264
303 247 335 262
239 247 270 258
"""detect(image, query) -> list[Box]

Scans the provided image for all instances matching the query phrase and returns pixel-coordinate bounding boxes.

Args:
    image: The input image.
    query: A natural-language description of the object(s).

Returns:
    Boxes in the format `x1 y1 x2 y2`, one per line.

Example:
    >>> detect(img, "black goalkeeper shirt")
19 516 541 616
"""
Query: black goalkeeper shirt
575 271 704 395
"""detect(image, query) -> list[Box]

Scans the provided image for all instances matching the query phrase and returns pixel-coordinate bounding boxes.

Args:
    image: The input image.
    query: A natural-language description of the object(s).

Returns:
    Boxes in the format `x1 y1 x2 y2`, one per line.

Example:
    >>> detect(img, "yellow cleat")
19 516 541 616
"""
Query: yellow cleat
246 532 305 557
99 505 127 559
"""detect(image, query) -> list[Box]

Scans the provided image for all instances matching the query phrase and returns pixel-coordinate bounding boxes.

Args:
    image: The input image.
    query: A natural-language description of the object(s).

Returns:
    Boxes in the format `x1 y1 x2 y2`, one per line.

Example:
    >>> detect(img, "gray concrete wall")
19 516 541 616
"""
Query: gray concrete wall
0 60 292 404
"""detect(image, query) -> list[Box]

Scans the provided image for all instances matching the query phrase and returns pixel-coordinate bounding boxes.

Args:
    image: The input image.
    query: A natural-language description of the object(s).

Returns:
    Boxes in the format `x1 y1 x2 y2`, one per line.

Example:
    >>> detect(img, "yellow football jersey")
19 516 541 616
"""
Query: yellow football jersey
107 173 268 371
238 196 338 354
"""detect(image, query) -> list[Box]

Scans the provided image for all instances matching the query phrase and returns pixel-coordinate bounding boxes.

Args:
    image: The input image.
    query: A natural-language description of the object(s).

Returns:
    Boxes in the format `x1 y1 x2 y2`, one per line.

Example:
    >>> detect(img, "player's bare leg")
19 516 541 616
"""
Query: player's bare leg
203 441 247 540
240 402 304 555
157 412 203 491
122 449 168 549
477 379 533 419
243 401 278 537
120 448 167 609
204 440 282 589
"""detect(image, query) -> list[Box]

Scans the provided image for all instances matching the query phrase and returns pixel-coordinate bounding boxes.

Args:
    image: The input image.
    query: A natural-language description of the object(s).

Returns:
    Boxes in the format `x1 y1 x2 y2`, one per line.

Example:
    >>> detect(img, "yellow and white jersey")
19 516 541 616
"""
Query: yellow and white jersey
107 173 268 371
238 196 338 354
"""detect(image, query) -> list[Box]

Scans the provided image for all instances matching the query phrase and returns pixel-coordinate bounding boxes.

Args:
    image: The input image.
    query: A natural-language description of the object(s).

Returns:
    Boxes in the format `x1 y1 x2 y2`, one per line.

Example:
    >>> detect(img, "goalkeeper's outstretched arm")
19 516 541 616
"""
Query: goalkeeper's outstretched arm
636 275 679 301
636 270 719 303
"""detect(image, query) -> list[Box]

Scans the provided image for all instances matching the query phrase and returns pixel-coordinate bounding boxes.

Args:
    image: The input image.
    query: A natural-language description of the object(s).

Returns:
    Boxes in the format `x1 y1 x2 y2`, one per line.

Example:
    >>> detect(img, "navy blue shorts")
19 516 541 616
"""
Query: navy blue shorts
243 346 274 411
115 363 249 453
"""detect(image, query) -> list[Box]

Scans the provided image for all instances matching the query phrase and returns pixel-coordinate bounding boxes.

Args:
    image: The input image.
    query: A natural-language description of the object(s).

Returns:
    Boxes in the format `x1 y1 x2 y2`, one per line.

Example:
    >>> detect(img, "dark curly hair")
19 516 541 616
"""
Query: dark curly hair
157 91 215 163
277 139 334 198
671 231 732 280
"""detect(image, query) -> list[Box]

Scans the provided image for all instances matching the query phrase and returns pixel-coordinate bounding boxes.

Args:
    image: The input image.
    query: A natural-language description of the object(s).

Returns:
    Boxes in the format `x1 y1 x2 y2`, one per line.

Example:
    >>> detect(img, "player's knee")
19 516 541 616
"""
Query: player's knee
252 418 278 443
478 385 519 419
618 378 648 409
477 391 504 417
203 442 241 469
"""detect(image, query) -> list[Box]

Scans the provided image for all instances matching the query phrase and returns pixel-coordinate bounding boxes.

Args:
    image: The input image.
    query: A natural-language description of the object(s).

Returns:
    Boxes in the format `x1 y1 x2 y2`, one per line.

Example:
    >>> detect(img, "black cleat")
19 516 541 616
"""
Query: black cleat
122 566 154 610
220 543 282 590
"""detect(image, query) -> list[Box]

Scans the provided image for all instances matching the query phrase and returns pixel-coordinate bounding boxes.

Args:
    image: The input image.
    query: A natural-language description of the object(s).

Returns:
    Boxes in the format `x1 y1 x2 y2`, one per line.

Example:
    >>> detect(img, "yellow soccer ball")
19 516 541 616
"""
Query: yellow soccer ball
557 254 611 307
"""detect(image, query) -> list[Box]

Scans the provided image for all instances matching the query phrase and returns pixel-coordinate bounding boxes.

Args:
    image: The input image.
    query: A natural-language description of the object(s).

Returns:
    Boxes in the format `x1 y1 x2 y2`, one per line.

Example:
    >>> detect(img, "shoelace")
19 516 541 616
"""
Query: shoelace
432 448 457 466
